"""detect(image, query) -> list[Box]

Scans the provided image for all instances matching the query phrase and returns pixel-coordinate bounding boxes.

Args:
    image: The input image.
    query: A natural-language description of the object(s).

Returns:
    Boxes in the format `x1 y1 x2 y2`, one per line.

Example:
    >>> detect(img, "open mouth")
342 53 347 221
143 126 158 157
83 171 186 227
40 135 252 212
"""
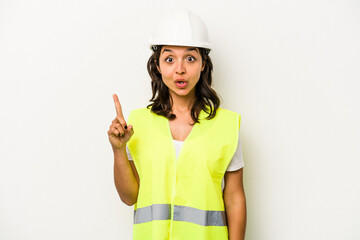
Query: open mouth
175 81 187 88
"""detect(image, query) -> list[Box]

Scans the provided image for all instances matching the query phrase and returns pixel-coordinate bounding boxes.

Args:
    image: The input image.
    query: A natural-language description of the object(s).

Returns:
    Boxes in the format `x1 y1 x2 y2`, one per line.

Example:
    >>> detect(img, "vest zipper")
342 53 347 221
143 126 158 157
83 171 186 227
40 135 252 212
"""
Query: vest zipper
167 122 177 240
166 114 201 239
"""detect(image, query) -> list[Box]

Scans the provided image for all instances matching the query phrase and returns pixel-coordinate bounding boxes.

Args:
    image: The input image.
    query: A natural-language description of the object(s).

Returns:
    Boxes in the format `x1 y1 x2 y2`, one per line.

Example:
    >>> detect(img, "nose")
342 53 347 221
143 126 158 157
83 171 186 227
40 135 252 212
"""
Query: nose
175 60 185 75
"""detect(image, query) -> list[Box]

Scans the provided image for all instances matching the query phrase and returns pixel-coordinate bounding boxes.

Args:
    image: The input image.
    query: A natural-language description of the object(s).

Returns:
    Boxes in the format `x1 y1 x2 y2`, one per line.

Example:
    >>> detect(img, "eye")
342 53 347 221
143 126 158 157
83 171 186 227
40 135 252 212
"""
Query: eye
165 57 173 63
187 56 196 62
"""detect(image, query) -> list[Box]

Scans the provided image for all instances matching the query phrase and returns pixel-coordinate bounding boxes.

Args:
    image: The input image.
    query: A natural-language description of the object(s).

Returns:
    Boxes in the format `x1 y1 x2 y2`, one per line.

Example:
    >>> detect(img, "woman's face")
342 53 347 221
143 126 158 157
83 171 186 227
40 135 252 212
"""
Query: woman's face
157 45 204 99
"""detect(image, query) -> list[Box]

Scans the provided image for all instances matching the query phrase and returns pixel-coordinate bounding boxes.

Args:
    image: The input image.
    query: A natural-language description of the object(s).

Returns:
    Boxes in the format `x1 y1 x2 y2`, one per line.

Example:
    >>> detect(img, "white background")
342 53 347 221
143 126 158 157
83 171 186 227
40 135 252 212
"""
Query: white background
1 0 359 239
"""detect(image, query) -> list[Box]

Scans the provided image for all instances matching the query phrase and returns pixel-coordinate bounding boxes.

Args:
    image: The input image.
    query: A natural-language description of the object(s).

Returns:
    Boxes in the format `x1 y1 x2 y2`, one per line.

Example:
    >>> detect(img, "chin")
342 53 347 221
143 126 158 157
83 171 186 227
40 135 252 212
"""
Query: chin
174 90 190 96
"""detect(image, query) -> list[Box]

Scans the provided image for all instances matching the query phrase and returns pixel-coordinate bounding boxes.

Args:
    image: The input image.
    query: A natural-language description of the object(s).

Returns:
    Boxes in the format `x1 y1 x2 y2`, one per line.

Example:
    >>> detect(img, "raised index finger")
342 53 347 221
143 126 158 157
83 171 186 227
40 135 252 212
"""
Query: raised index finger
112 94 124 118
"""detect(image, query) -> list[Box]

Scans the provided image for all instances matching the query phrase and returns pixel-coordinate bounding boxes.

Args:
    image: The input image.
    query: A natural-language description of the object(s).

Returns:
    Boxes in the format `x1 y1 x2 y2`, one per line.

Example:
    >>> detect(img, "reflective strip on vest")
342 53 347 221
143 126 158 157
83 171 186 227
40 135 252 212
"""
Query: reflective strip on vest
134 204 227 226
134 204 171 224
173 205 227 226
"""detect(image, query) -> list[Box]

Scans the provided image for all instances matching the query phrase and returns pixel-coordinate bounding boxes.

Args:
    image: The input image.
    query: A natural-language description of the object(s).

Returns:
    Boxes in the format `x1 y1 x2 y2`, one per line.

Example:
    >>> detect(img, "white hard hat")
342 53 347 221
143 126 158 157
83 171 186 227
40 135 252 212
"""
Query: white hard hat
149 8 212 53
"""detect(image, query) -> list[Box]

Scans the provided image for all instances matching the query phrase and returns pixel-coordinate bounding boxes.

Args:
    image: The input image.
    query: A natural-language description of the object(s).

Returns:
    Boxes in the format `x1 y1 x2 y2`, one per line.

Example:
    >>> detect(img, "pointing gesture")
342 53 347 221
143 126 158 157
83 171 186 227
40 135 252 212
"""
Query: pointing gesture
108 94 134 151
113 94 127 128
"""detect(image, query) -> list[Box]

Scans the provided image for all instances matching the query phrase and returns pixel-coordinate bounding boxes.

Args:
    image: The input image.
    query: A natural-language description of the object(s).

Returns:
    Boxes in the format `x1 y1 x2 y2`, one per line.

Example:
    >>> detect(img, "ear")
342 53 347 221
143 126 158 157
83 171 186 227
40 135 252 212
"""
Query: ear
156 65 161 74
154 59 161 73
201 62 205 71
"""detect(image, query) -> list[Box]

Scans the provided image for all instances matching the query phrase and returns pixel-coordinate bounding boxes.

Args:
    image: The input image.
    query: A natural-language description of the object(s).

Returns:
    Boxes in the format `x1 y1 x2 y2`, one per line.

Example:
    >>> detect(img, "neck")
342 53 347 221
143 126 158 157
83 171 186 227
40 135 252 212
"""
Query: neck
170 91 196 112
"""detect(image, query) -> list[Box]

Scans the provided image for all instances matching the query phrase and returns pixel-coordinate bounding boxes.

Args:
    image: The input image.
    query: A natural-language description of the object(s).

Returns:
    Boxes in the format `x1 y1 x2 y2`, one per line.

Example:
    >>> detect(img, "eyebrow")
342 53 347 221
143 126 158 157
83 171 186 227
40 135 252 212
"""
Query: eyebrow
162 47 199 54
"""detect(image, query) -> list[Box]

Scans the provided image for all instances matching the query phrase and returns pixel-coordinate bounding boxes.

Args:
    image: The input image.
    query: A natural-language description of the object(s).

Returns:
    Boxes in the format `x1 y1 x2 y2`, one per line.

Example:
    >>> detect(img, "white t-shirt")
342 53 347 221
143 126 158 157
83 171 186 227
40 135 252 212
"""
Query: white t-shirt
126 130 244 190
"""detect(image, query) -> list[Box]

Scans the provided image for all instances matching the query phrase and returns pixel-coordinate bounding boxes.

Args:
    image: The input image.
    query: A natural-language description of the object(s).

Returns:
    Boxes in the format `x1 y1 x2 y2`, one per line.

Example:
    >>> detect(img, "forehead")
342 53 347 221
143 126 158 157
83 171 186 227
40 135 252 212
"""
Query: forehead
160 45 200 54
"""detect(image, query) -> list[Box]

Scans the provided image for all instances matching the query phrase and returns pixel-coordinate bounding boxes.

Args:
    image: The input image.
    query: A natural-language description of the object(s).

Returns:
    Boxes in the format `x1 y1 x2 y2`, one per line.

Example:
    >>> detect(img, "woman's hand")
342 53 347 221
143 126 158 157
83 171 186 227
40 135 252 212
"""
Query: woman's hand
108 94 134 151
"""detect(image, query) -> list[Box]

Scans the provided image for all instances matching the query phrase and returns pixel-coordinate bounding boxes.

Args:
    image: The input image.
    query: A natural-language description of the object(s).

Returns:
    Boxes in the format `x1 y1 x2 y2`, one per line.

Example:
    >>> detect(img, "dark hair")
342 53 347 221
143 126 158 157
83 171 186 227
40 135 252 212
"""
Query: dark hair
146 45 220 125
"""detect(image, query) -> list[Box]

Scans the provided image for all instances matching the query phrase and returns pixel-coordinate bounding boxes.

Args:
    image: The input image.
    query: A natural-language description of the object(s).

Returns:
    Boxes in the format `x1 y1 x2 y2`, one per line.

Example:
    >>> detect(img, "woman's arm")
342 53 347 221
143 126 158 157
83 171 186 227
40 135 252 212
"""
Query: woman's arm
224 168 247 240
113 147 139 206
109 94 139 206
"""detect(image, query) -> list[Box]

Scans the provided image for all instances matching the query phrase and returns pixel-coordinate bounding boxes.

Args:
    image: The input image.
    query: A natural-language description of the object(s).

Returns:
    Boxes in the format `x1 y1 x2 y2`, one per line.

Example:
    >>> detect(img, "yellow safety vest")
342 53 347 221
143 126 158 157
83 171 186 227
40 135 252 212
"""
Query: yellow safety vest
127 106 240 240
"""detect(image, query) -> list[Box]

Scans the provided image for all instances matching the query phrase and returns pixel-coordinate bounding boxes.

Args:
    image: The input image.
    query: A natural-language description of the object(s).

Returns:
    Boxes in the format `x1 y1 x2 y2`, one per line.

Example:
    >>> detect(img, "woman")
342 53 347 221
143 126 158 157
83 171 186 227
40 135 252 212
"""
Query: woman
108 8 246 240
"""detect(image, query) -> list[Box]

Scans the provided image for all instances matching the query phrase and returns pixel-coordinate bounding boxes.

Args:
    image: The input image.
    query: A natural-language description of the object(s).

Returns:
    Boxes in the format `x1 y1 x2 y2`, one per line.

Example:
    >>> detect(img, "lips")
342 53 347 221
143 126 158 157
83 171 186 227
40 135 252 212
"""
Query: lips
175 80 188 88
